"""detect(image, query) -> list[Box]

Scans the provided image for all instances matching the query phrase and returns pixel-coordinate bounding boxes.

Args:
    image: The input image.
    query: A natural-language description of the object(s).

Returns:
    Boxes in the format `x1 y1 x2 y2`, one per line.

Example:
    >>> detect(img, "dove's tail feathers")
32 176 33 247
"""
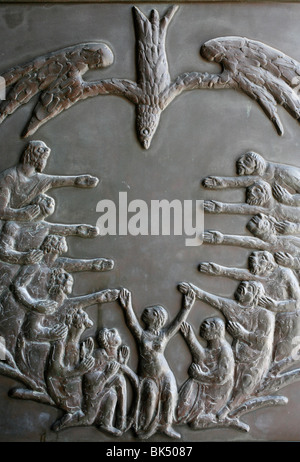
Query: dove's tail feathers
133 6 178 95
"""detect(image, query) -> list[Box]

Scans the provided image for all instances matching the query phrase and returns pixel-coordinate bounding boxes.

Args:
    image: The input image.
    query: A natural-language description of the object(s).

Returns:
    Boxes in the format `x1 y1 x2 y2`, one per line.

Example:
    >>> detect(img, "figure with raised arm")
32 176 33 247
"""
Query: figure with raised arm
0 140 98 222
118 284 196 440
202 151 300 206
203 213 300 255
52 327 138 436
176 318 234 429
204 180 300 226
10 267 120 397
186 280 275 421
199 252 300 361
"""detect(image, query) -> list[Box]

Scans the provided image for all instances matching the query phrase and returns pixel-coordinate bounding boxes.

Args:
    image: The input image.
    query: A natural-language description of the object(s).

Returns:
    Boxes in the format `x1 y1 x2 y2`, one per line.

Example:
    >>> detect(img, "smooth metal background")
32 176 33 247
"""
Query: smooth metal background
0 1 299 442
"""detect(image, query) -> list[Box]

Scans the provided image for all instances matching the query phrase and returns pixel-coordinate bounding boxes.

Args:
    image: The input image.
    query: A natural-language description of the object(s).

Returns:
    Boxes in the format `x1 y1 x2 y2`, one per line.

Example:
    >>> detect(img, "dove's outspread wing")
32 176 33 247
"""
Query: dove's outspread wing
162 36 300 136
0 42 114 136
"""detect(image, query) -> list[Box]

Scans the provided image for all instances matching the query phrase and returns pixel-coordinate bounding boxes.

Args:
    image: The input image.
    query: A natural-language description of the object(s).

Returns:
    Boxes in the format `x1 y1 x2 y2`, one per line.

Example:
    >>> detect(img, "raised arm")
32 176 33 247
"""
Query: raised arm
57 257 114 273
67 288 120 311
199 262 254 281
164 284 196 340
119 289 143 342
204 200 267 216
188 282 242 324
203 230 269 250
180 322 205 363
202 175 261 190
47 223 99 239
38 173 99 190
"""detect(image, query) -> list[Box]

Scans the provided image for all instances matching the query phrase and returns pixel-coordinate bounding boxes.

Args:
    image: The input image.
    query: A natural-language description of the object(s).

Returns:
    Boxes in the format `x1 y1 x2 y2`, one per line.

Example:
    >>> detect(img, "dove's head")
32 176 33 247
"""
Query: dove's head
200 39 226 63
80 42 114 70
136 105 161 149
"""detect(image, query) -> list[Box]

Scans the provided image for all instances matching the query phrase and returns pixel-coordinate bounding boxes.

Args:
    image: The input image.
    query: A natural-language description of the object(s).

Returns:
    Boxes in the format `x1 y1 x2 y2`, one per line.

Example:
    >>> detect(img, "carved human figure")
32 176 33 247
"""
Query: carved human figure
0 193 98 263
0 140 98 222
203 151 300 206
199 253 300 362
11 267 120 396
199 252 300 313
11 234 114 303
0 195 98 351
176 318 234 429
118 284 196 440
187 281 275 420
204 180 300 226
46 308 95 417
52 327 138 437
203 213 300 255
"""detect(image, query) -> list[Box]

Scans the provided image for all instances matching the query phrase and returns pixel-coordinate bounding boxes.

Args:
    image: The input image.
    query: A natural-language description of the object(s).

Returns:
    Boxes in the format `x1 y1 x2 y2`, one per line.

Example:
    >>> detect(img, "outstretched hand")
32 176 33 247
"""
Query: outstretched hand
119 288 132 309
75 175 99 188
204 200 223 213
274 251 295 268
202 176 226 189
203 230 224 244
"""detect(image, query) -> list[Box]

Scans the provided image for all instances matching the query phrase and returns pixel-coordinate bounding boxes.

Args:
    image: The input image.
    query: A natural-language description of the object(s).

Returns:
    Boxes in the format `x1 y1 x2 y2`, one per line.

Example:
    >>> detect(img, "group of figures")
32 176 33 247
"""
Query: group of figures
189 150 300 429
1 142 300 440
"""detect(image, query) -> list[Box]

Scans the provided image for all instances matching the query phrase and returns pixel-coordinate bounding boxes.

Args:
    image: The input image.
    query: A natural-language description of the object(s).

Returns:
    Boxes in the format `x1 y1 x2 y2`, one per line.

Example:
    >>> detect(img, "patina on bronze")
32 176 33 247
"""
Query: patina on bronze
0 0 300 443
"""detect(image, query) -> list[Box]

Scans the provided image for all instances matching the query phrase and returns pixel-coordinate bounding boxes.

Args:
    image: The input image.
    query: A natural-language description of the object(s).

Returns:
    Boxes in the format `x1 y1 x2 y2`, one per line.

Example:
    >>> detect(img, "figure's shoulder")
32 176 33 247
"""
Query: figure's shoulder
0 166 17 186
2 220 19 235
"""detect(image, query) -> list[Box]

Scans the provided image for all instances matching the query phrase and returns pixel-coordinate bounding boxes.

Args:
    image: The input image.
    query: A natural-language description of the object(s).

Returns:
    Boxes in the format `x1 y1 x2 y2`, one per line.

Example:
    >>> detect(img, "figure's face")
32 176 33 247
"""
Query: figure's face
248 251 273 275
64 275 74 295
236 154 256 176
247 214 272 239
141 305 166 329
246 183 269 206
234 281 255 305
34 142 51 172
200 318 220 341
38 195 55 218
60 237 68 255
104 328 122 348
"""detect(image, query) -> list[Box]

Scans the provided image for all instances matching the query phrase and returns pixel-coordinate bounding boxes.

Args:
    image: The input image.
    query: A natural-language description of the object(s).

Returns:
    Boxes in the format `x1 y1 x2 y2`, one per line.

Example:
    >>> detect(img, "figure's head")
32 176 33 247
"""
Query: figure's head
246 213 276 239
141 305 168 330
31 194 55 219
236 151 266 176
79 42 114 70
97 327 122 349
234 280 265 306
136 105 161 149
246 180 272 206
21 140 50 172
200 317 225 341
49 268 74 296
248 251 276 276
41 235 68 255
65 307 93 330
